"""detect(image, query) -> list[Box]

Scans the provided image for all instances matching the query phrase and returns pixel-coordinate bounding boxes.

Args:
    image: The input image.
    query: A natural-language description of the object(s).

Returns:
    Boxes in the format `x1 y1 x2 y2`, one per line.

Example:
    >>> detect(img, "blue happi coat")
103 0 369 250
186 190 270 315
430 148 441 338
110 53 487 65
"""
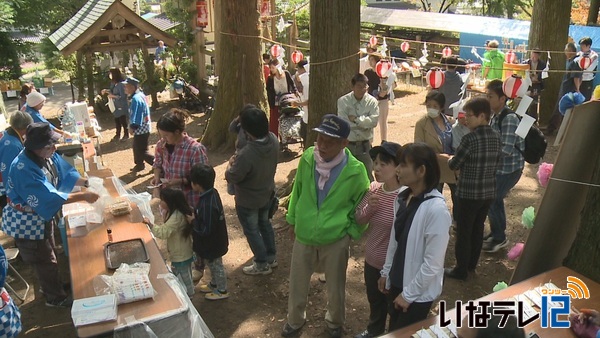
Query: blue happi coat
2 151 79 240
0 130 24 196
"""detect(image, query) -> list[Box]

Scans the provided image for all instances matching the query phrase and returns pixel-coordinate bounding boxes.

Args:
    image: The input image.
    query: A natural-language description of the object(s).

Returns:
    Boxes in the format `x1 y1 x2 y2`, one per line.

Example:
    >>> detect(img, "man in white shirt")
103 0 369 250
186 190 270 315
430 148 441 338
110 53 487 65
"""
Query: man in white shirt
295 60 310 139
577 37 598 101
359 44 378 74
337 73 379 181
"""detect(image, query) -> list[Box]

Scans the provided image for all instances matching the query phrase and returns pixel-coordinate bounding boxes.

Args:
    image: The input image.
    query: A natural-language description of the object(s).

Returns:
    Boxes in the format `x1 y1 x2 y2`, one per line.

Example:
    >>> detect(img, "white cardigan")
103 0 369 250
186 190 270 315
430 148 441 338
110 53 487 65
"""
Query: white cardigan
380 188 451 303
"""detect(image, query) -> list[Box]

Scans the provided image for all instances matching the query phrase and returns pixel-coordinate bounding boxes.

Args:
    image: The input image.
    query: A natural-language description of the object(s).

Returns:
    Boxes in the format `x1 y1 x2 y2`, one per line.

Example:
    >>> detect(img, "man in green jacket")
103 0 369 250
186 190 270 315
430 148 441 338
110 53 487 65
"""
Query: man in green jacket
282 115 370 338
483 40 505 80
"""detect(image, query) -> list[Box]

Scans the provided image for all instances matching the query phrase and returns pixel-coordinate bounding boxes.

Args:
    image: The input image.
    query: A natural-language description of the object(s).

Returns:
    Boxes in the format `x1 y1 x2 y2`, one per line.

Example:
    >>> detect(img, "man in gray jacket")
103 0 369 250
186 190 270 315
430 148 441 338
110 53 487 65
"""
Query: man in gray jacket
226 105 279 275
438 56 464 115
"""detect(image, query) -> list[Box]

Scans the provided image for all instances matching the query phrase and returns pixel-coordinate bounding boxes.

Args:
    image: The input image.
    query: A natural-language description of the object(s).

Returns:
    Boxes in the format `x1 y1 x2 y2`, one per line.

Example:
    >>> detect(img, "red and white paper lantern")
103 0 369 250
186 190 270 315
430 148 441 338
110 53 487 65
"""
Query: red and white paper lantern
505 50 516 63
579 56 592 70
401 41 410 53
375 60 391 78
270 44 283 58
502 74 526 99
442 47 452 58
260 0 270 21
369 35 378 47
426 68 446 89
196 0 208 28
291 50 304 64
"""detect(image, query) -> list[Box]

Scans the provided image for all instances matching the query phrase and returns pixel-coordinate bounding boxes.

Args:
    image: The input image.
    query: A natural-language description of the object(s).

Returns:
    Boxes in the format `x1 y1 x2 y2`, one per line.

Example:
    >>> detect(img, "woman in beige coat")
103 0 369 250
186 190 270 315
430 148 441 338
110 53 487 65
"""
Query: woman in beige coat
414 90 457 217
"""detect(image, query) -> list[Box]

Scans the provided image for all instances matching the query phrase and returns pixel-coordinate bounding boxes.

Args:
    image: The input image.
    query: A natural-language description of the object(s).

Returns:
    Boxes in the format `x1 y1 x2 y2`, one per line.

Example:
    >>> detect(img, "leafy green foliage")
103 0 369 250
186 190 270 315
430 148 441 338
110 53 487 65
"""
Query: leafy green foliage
0 32 23 80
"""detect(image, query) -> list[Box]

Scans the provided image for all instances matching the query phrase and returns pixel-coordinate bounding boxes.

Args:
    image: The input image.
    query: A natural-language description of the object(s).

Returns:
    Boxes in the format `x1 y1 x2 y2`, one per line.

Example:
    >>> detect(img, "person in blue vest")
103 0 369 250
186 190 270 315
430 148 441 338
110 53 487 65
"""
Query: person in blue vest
24 92 70 138
124 77 154 172
0 111 34 212
2 122 99 307
0 245 22 337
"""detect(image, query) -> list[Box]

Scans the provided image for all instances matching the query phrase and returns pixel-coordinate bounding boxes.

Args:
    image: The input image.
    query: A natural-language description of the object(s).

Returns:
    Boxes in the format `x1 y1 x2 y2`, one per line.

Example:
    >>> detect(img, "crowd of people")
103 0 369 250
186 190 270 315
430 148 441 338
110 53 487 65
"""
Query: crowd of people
1 36 599 338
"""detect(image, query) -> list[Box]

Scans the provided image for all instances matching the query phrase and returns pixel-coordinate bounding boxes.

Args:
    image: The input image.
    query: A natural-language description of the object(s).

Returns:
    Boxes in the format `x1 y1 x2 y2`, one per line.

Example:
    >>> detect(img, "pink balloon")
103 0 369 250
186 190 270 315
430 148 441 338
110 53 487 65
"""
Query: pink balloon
507 242 525 261
537 162 554 187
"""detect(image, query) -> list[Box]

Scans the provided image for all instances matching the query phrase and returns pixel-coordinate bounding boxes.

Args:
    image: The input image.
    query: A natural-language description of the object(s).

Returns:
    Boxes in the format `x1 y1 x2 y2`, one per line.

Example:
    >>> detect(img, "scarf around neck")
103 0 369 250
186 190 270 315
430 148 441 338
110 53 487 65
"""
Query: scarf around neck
314 147 346 190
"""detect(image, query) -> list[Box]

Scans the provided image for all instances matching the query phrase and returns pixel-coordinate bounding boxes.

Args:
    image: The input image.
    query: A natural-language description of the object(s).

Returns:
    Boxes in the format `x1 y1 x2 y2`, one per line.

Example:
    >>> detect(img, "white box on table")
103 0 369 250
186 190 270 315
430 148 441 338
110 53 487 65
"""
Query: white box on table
71 294 117 327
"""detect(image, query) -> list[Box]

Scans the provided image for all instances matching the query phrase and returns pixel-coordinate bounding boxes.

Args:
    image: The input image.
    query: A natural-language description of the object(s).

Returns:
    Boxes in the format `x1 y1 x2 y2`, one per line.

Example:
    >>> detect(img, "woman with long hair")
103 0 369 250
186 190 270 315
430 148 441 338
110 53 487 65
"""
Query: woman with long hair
102 68 129 141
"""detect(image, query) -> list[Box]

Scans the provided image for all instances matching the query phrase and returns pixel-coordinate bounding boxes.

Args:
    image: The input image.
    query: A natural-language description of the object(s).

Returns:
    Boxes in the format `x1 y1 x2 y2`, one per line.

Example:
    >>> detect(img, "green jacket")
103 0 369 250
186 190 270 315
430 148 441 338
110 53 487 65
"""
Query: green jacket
483 49 505 80
286 147 370 246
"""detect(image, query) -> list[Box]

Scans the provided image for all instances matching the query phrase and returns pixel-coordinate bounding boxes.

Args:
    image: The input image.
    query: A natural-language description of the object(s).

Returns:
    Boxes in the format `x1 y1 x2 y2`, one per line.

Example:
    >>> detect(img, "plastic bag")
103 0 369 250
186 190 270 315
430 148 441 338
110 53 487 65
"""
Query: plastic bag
93 263 156 305
111 177 154 224
86 176 115 223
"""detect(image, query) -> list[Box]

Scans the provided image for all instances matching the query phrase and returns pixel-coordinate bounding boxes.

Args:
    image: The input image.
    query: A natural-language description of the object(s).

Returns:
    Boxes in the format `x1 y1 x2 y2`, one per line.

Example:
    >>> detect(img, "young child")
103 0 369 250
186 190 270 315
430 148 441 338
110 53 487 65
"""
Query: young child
452 111 470 153
354 141 403 338
145 188 195 297
188 164 229 300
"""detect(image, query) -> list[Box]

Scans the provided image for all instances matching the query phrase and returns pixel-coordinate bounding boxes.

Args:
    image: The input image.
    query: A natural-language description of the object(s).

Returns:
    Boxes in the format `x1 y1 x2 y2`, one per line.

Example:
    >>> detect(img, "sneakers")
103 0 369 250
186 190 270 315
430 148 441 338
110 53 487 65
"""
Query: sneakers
482 238 509 253
110 136 120 142
281 322 304 337
197 283 215 293
131 164 145 172
121 135 129 142
242 263 272 276
444 267 467 281
205 290 229 300
355 329 374 338
46 296 73 308
327 326 343 338
268 260 278 268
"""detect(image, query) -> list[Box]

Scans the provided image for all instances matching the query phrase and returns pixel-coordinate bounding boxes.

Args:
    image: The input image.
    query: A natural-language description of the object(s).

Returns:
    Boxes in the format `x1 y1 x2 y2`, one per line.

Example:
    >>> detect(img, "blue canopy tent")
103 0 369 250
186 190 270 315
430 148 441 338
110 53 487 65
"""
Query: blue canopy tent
361 6 600 87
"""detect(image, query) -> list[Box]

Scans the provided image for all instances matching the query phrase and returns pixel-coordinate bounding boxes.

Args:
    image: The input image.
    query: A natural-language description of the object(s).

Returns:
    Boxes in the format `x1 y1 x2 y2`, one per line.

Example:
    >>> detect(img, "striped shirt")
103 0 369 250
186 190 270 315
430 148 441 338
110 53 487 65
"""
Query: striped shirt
355 181 401 270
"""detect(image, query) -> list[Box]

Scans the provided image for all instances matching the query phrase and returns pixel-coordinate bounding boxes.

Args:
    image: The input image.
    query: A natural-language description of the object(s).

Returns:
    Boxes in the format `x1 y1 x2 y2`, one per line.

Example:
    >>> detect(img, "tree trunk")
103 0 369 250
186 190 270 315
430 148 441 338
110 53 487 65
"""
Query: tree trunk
306 0 360 147
214 0 222 76
201 0 268 149
528 0 571 126
588 0 600 25
563 153 600 283
85 52 94 105
76 51 85 102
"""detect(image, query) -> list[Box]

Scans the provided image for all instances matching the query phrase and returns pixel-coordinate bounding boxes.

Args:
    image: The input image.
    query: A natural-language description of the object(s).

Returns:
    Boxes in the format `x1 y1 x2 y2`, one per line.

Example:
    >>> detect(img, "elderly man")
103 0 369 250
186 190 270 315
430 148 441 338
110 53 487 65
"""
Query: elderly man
0 111 34 211
125 77 154 172
24 92 69 137
282 114 369 338
2 122 99 307
337 73 379 181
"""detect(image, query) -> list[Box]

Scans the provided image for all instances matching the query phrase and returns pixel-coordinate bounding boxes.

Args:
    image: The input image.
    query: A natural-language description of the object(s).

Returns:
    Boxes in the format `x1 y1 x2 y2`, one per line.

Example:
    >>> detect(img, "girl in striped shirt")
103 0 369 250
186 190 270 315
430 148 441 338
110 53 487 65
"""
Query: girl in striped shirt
354 141 403 338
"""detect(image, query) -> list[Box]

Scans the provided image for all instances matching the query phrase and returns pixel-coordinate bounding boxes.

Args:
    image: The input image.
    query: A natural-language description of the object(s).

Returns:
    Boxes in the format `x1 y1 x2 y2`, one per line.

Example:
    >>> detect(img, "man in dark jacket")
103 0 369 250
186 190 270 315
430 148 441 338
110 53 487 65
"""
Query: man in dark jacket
225 105 279 276
438 56 464 115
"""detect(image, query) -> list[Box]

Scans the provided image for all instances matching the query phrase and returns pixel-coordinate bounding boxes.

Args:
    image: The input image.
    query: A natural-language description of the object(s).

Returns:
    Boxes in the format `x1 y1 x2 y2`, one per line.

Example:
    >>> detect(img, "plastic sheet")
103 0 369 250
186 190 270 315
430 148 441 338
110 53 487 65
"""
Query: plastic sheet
112 273 214 338
87 176 115 223
111 177 154 224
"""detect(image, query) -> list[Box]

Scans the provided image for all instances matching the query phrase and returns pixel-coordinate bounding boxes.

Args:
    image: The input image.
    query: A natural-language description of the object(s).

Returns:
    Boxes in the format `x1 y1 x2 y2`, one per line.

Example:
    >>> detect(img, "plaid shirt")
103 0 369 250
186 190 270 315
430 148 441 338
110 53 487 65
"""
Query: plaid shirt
490 107 525 175
153 134 209 207
449 125 502 200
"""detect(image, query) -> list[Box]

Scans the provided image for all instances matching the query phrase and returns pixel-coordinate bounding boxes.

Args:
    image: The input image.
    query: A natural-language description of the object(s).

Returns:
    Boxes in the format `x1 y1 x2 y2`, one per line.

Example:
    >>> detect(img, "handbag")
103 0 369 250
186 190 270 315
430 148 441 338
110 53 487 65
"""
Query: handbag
107 97 116 113
268 191 279 219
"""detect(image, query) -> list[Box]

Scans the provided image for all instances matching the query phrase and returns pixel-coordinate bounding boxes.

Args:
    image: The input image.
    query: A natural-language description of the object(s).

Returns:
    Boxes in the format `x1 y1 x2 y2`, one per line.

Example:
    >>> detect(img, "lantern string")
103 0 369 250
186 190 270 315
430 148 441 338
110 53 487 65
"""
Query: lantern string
220 31 600 71
261 2 309 20
549 177 600 188
371 35 579 56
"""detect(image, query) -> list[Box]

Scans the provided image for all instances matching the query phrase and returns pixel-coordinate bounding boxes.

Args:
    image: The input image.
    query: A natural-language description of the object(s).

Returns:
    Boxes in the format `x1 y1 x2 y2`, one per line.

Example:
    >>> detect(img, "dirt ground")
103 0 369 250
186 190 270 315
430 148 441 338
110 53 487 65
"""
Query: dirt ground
4 82 558 338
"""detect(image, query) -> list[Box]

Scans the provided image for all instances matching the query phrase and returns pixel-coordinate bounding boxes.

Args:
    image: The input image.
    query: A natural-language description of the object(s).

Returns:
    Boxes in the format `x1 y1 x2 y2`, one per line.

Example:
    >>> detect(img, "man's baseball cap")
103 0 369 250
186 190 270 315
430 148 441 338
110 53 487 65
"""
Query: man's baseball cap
369 141 402 160
125 77 140 87
24 122 61 150
313 114 350 139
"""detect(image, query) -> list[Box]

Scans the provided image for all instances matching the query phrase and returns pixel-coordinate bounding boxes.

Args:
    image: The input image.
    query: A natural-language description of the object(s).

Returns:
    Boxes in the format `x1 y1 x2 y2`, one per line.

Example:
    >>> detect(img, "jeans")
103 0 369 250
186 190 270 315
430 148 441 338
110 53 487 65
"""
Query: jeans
455 198 493 275
132 133 154 167
364 262 387 335
171 259 194 296
488 170 522 242
207 257 227 292
235 204 276 267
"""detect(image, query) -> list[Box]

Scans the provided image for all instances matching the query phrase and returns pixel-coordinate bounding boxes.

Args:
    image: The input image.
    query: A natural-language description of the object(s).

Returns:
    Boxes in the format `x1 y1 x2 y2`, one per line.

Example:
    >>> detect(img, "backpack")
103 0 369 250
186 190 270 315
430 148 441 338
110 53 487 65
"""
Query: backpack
498 111 547 164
